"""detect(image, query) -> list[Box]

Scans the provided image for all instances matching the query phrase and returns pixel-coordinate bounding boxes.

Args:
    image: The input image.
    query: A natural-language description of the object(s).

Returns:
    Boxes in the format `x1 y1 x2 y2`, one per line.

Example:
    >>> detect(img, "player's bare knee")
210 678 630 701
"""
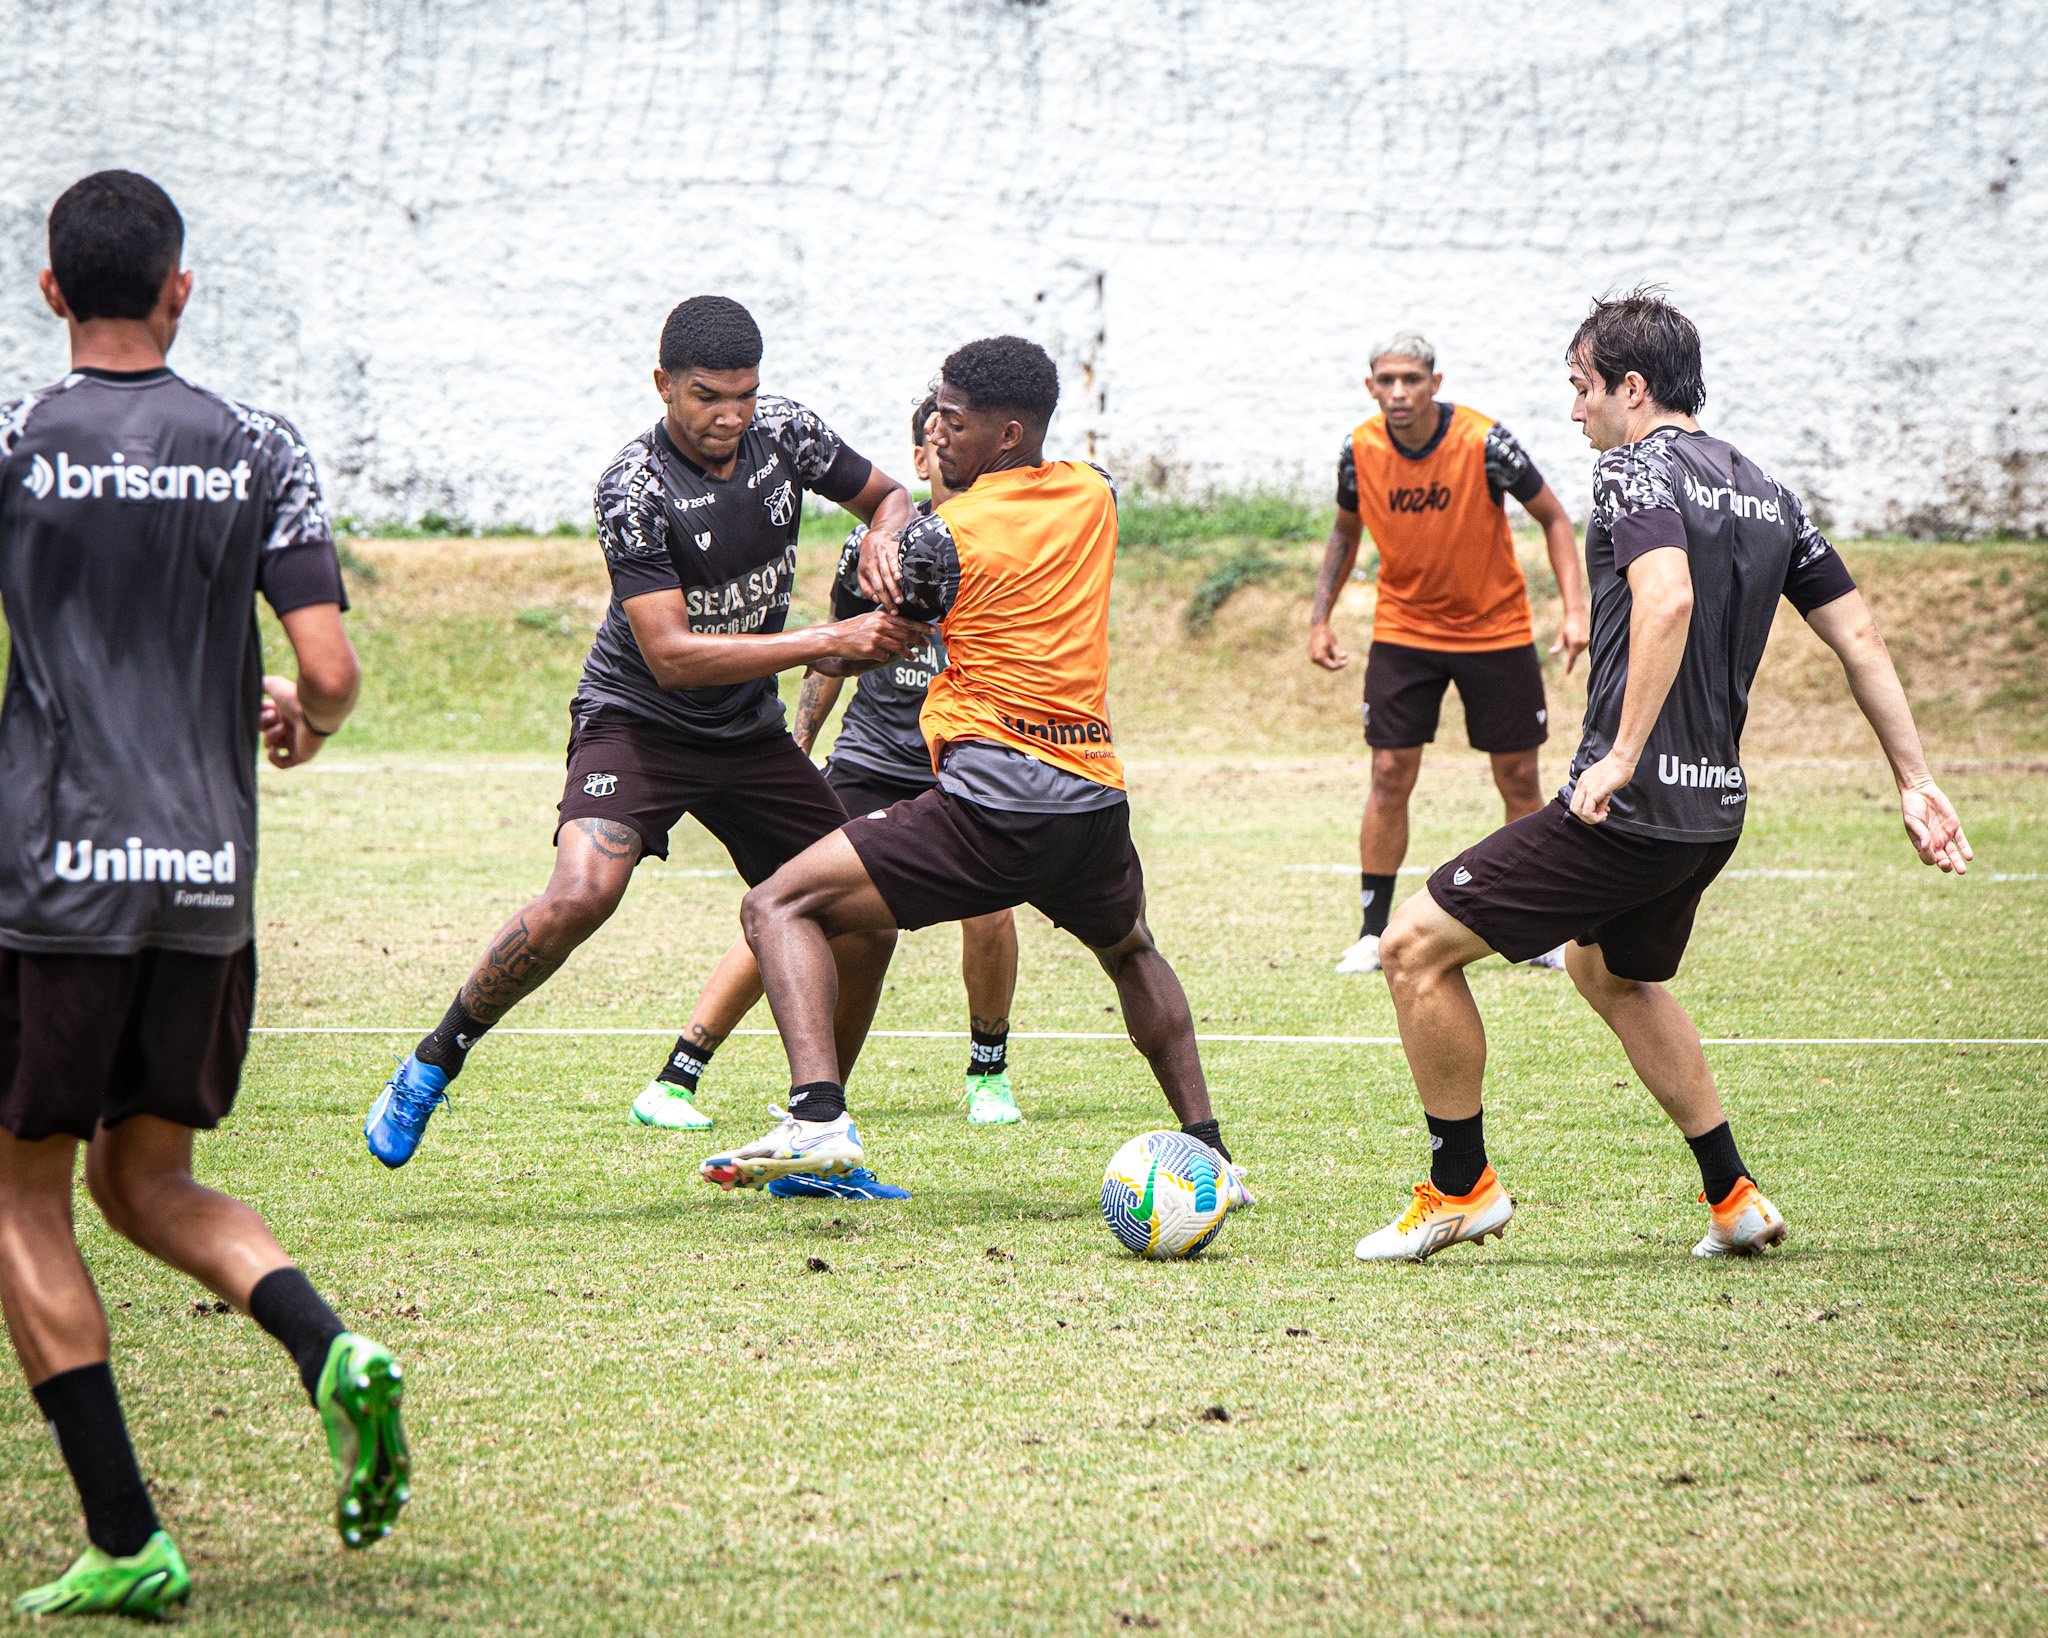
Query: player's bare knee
1369 749 1420 803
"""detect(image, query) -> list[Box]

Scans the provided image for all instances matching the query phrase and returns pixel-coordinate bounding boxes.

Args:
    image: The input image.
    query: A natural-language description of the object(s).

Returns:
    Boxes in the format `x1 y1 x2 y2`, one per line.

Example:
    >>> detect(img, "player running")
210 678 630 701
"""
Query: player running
696 336 1253 1208
1 172 406 1617
1354 289 1971 1265
630 393 1025 1188
1308 330 1590 975
364 297 924 1168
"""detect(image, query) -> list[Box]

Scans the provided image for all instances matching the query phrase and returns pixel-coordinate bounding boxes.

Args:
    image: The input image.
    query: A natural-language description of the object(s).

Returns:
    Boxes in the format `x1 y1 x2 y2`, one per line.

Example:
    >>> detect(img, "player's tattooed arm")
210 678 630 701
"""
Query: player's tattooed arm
793 668 845 757
1308 504 1366 670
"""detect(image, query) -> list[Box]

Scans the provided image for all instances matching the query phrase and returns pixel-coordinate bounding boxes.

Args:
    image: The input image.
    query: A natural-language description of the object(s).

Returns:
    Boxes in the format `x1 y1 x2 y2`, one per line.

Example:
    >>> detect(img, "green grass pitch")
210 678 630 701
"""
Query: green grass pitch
2 543 2045 1632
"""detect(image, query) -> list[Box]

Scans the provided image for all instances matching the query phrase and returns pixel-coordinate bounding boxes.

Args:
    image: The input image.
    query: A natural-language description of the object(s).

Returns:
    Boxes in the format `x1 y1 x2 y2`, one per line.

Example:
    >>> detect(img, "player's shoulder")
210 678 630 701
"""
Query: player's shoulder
181 378 315 455
1350 412 1389 450
0 375 98 454
1077 459 1119 505
1591 428 1684 520
750 393 812 433
593 426 672 556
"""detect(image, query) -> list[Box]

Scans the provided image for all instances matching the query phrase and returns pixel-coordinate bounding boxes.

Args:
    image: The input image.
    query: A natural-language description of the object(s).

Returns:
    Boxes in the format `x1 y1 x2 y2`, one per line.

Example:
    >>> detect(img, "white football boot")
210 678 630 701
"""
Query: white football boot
1354 1167 1513 1262
700 1106 864 1191
630 1080 714 1130
1524 944 1568 971
1690 1178 1788 1258
1334 933 1384 974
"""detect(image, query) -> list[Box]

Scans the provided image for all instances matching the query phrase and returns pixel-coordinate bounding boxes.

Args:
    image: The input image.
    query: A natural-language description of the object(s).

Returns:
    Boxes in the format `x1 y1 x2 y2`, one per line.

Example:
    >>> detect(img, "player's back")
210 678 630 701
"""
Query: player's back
0 368 339 954
916 460 1123 790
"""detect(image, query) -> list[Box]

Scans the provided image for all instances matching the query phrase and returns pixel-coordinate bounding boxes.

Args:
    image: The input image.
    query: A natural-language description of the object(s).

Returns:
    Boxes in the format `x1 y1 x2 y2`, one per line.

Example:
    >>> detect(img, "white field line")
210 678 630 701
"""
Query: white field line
252 1026 2048 1047
1282 864 2041 881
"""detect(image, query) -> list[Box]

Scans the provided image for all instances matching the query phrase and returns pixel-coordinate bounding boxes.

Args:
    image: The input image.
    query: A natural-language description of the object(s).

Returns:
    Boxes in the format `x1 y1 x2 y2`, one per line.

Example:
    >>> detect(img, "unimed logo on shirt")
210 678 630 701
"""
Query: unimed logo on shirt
51 837 238 907
23 450 253 503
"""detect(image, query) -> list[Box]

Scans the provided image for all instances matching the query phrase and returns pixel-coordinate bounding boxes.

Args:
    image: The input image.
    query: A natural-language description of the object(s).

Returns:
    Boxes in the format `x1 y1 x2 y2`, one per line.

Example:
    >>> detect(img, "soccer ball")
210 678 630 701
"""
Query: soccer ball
1100 1130 1234 1259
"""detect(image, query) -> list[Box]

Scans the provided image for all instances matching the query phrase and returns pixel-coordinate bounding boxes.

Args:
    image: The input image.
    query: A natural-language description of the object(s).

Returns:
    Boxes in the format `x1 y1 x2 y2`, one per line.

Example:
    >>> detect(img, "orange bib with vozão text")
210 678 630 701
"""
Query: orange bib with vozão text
1351 404 1532 652
918 460 1125 790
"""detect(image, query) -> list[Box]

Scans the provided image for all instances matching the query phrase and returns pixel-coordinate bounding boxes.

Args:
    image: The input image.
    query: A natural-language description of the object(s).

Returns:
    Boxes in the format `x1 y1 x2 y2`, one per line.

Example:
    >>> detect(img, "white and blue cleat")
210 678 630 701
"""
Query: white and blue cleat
364 1055 451 1169
700 1107 864 1191
767 1167 911 1201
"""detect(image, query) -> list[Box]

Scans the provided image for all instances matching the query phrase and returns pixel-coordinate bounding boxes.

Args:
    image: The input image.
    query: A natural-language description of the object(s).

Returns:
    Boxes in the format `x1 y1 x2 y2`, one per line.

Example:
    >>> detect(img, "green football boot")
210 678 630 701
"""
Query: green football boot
630 1080 714 1130
315 1333 410 1549
11 1531 190 1617
962 1070 1022 1125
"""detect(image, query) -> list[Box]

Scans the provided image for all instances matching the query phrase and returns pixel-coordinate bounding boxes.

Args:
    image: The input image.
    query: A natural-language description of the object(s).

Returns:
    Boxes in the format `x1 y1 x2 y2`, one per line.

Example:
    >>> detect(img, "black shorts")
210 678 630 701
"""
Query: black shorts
823 758 934 819
558 707 847 885
1428 799 1738 982
845 788 1145 950
0 945 256 1142
1363 640 1548 753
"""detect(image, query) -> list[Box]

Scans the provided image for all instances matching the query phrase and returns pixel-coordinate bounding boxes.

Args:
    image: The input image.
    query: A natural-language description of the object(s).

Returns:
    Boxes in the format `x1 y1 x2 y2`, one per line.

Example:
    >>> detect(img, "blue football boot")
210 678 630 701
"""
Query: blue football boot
766 1167 911 1201
364 1055 451 1169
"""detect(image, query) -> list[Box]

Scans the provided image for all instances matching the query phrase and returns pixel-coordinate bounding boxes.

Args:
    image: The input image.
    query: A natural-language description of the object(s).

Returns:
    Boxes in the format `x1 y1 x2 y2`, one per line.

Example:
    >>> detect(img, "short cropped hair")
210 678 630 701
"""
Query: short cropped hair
940 336 1059 431
1368 329 1436 373
659 296 763 374
1569 288 1706 415
910 389 939 447
47 171 184 323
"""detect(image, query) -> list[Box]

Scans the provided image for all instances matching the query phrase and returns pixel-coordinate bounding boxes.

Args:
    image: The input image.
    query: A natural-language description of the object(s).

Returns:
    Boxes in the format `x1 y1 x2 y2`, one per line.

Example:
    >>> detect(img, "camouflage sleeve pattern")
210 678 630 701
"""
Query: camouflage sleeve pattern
1483 422 1546 506
1778 485 1859 614
592 433 680 601
754 394 867 497
1085 461 1121 506
1592 430 1686 570
1335 437 1359 512
831 523 877 620
896 510 962 624
216 397 348 614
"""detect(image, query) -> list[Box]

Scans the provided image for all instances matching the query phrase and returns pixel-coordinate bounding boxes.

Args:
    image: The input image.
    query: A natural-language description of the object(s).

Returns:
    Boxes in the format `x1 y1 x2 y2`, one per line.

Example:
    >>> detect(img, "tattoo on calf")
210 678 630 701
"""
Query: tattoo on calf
683 1023 729 1051
460 913 567 1024
971 1014 1011 1037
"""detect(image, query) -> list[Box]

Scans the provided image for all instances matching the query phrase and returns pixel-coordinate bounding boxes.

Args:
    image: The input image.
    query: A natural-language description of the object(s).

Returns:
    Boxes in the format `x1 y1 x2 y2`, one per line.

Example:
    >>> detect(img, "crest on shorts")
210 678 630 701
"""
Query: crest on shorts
765 479 796 526
583 772 619 798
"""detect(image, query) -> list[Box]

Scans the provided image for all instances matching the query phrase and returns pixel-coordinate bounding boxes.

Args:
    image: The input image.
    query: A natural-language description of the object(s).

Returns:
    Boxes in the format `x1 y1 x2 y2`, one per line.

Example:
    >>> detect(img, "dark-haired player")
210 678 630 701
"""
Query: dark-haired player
1308 329 1589 975
697 337 1252 1213
1 171 406 1616
366 296 922 1167
630 395 1025 1182
1354 290 1971 1264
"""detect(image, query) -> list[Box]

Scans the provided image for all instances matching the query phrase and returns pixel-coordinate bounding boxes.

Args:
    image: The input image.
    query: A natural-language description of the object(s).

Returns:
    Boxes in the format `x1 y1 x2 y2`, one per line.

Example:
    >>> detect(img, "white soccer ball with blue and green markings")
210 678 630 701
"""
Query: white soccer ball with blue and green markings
1101 1130 1233 1259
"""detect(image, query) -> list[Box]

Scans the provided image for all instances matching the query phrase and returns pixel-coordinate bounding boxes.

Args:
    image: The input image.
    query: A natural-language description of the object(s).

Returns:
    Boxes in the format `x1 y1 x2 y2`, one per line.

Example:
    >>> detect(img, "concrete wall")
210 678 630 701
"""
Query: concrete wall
1 0 2039 535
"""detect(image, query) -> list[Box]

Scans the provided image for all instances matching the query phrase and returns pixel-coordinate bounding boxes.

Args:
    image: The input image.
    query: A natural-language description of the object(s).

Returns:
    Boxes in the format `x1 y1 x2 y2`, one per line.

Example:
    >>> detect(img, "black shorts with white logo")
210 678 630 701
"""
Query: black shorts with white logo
557 707 848 885
1363 640 1548 753
1428 798 1738 982
0 944 256 1142
844 787 1145 950
823 758 934 820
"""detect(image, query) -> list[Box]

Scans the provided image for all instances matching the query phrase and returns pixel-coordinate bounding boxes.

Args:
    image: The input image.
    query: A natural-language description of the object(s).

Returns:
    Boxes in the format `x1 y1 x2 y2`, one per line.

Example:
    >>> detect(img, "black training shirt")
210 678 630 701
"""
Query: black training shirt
0 368 346 955
576 398 873 744
1564 427 1857 841
824 508 946 786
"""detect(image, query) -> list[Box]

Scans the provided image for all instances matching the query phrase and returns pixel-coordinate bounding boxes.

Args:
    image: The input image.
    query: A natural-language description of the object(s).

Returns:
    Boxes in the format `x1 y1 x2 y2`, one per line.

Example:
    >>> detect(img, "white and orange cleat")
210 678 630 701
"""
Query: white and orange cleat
1690 1178 1787 1258
1354 1165 1513 1263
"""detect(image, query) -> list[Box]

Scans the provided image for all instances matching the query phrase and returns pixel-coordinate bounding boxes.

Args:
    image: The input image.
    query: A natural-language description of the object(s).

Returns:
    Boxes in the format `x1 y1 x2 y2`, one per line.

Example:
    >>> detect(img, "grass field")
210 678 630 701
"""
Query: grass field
3 531 2046 1633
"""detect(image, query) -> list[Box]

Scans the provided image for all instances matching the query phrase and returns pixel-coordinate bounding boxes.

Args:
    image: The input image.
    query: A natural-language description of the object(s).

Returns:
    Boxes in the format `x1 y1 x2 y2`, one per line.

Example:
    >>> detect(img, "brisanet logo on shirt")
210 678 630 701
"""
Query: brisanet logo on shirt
53 838 238 906
23 451 253 503
1680 471 1783 523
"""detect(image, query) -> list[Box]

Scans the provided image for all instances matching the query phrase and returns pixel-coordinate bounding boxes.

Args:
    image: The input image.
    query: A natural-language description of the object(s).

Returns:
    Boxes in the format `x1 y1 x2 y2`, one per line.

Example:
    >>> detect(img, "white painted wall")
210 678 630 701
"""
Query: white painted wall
1 0 2039 535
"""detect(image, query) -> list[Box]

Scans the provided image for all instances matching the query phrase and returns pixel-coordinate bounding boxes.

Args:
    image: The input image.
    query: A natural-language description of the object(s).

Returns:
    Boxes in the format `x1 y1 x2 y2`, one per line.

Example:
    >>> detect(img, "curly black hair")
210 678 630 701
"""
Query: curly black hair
48 171 183 323
910 388 939 447
1569 286 1705 416
940 336 1059 431
659 295 763 374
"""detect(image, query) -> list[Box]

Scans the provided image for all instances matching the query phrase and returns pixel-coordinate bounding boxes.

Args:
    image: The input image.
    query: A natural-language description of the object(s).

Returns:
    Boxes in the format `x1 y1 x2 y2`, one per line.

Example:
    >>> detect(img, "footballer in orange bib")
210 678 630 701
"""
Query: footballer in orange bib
1308 329 1590 977
698 337 1251 1217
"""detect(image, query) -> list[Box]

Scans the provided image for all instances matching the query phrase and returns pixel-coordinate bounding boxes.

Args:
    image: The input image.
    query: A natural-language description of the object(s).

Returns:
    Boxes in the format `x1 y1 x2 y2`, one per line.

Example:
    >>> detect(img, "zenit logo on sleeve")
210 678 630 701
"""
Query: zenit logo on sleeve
24 450 253 503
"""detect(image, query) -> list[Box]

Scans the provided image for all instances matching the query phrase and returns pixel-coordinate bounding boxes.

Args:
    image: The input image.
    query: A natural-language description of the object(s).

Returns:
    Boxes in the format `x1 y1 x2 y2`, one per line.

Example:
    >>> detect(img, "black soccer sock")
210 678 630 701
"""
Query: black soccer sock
249 1267 349 1403
414 995 488 1076
967 1024 1009 1080
1360 872 1396 939
1687 1121 1749 1207
658 1035 716 1093
1426 1109 1489 1197
1181 1117 1230 1164
33 1362 160 1558
788 1080 846 1124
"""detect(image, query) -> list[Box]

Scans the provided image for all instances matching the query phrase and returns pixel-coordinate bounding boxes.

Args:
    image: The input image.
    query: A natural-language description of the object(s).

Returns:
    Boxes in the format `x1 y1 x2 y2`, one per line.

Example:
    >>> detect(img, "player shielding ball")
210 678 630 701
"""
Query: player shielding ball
1308 331 1590 975
363 297 924 1168
0 173 405 1616
1354 290 1970 1264
697 337 1252 1204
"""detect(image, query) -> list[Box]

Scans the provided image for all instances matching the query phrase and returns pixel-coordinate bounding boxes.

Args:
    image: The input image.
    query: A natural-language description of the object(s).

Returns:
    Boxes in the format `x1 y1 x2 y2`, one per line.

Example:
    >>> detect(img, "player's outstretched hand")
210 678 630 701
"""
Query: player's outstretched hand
1550 607 1591 675
1568 751 1634 825
857 528 904 611
260 674 326 768
1307 622 1349 672
1901 780 1972 874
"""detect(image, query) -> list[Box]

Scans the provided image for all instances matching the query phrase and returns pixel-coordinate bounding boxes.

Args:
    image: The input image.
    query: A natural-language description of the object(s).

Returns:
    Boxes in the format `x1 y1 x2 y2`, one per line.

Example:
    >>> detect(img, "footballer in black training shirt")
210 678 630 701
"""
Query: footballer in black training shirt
1 172 407 1616
1353 289 1971 1267
366 296 924 1168
630 393 1025 1167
